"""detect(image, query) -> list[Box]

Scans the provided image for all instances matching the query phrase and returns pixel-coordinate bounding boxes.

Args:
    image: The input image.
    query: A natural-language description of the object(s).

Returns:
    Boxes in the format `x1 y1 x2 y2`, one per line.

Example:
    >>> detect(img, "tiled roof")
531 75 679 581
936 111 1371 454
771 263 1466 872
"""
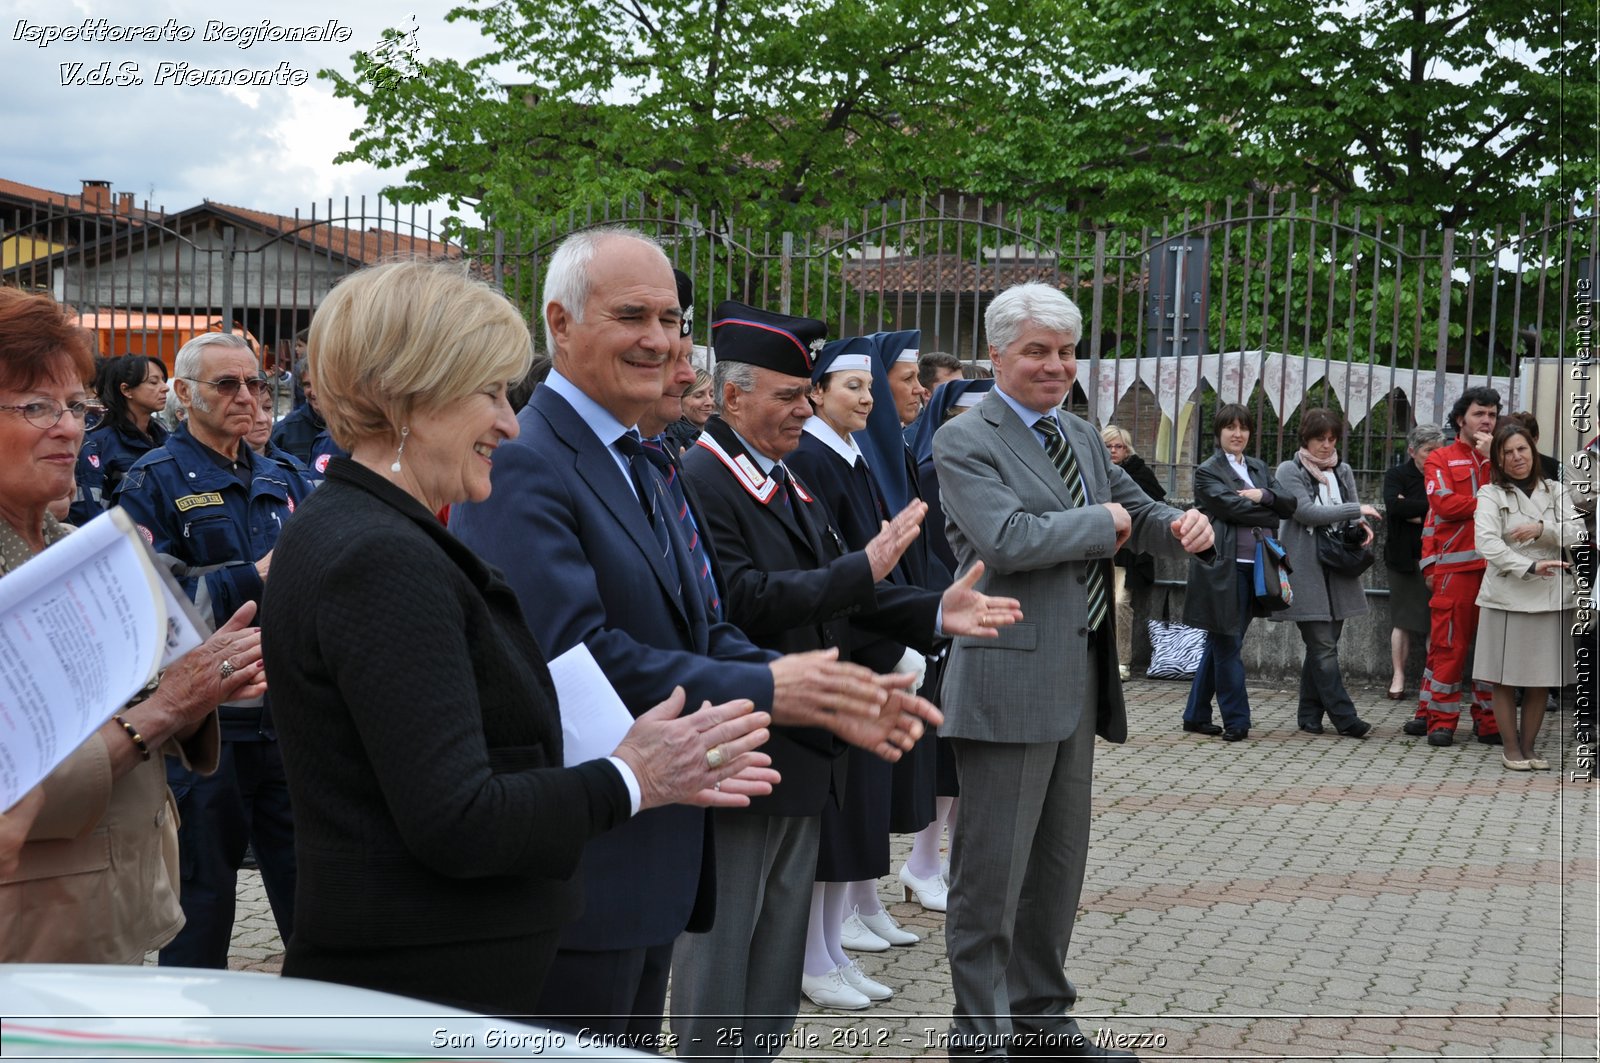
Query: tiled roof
0 178 159 222
203 201 459 264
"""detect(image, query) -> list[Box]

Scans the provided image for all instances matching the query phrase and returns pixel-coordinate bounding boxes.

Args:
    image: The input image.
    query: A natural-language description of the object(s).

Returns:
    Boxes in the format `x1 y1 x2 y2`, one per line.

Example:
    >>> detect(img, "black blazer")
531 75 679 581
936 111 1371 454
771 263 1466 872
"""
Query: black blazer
1182 451 1298 634
684 417 939 815
261 459 630 955
1383 458 1428 572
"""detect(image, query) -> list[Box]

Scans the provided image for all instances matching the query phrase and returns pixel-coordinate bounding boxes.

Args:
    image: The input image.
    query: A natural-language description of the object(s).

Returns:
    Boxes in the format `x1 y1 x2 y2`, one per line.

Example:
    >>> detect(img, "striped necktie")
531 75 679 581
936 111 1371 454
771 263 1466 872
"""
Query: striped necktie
615 430 680 600
642 435 722 618
1035 416 1108 632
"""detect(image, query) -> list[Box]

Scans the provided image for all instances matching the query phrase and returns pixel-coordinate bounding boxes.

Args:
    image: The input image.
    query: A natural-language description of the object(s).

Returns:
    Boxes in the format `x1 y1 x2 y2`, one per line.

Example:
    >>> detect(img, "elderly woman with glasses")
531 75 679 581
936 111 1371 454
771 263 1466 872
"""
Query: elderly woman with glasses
0 287 267 963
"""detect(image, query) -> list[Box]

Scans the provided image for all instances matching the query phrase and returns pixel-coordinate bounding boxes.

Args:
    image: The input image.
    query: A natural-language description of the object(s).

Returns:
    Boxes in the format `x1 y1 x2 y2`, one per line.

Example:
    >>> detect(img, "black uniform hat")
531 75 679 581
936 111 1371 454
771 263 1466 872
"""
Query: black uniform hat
710 300 827 379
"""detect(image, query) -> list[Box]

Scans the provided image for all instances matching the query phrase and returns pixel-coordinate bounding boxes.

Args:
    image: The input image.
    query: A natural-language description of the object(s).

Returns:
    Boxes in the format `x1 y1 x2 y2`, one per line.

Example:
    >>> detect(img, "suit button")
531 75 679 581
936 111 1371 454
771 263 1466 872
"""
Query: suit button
1076 575 1086 585
1076 627 1087 636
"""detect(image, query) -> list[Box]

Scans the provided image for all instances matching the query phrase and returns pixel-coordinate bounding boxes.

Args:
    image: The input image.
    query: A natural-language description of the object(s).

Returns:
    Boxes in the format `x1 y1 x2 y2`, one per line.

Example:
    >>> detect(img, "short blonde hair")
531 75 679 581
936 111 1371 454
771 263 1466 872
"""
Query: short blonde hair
309 260 533 449
1100 424 1136 456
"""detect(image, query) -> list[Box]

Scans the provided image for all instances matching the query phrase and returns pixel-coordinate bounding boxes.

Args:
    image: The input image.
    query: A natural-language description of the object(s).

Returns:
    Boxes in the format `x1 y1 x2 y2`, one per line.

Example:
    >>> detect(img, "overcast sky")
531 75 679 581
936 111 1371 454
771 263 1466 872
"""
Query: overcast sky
2 0 494 223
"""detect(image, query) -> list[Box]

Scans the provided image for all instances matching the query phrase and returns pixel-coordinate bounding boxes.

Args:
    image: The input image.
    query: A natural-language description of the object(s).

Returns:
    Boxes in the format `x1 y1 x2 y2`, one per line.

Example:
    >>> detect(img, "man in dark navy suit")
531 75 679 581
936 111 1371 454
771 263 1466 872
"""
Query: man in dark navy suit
449 227 940 1045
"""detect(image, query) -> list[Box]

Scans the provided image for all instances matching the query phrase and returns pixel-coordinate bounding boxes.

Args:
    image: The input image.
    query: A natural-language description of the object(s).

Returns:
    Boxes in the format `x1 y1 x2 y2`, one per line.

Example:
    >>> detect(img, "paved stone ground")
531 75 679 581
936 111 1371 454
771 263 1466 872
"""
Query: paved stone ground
219 678 1598 1060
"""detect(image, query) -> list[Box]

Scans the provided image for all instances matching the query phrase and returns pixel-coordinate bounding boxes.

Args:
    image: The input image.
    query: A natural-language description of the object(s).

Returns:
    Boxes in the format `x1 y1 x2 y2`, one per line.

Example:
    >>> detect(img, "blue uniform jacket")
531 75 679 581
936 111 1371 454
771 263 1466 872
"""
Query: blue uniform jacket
71 418 169 526
114 423 313 629
449 385 776 952
267 403 326 466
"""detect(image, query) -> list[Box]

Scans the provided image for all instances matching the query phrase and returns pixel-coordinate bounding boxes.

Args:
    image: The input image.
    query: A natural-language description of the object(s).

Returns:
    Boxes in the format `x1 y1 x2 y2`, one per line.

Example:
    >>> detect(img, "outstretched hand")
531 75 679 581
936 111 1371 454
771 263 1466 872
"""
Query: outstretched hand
939 562 1024 638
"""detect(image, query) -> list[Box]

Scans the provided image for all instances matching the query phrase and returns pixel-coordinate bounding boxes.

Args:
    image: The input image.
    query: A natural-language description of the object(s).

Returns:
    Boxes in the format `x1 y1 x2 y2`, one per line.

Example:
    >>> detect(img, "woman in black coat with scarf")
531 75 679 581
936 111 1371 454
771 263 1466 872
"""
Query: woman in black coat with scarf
1181 404 1297 742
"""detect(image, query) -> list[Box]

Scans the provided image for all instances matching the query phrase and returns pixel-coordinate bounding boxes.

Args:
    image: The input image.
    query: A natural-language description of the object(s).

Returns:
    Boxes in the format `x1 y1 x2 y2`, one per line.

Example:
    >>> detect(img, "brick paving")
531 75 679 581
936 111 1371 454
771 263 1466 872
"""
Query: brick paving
219 677 1598 1060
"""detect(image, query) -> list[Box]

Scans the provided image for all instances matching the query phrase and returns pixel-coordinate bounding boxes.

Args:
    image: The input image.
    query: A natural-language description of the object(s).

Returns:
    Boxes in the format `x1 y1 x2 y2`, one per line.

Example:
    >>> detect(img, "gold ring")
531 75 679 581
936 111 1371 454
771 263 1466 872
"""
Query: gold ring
705 747 725 770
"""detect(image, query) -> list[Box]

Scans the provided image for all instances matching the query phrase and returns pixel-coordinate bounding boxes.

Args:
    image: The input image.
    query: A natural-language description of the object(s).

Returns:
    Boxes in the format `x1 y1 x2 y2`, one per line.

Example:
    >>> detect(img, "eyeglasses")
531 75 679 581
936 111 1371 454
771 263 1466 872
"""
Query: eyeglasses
184 375 268 397
0 399 106 431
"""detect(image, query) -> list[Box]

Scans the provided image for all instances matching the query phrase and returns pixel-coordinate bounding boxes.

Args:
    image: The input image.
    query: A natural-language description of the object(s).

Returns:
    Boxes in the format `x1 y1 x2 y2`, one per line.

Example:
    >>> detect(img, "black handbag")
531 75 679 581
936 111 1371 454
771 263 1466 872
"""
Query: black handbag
1315 521 1375 577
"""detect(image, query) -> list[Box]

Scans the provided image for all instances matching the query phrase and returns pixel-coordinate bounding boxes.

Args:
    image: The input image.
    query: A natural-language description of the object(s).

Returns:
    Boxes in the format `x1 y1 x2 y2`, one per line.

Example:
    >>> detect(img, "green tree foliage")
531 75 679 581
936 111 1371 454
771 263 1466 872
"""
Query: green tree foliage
327 0 1071 237
977 0 1596 226
328 0 1592 237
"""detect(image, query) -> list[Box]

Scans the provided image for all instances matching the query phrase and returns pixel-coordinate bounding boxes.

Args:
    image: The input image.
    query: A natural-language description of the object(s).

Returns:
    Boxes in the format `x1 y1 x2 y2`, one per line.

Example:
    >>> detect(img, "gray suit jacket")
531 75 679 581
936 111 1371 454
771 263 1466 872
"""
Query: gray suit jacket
933 391 1195 744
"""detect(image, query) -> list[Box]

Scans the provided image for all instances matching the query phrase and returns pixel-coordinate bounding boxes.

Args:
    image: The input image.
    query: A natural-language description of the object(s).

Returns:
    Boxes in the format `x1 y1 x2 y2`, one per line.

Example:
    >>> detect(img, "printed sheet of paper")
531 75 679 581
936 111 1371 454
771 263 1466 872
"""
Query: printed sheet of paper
0 509 200 810
547 642 633 767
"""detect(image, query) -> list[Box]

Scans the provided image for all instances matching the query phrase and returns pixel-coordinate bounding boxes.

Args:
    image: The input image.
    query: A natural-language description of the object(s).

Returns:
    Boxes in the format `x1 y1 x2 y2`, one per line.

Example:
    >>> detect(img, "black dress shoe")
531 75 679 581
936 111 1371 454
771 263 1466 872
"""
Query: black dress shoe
1338 720 1372 739
1221 728 1249 742
1182 721 1224 735
1298 723 1325 734
1427 728 1455 747
1401 717 1428 737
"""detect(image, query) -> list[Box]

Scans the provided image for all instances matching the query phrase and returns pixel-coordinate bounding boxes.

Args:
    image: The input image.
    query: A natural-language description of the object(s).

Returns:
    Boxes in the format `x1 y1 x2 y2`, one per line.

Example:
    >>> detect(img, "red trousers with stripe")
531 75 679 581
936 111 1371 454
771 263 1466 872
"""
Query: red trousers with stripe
1416 569 1497 735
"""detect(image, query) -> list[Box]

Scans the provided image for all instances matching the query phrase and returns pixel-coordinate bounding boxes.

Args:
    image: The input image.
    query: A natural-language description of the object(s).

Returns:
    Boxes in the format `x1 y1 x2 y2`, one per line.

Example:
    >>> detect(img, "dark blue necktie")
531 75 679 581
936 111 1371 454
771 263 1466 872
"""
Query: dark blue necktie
642 435 722 619
615 430 680 601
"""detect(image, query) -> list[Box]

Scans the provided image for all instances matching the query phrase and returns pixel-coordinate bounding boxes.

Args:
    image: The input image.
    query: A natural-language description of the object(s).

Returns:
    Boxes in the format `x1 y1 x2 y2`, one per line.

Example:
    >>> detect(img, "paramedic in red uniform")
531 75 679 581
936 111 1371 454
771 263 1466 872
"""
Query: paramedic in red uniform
1404 386 1502 746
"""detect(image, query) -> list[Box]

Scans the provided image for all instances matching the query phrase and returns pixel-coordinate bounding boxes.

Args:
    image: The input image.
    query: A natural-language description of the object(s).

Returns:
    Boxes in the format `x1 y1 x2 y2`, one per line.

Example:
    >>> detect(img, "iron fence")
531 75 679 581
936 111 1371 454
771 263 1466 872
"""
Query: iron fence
5 185 1594 493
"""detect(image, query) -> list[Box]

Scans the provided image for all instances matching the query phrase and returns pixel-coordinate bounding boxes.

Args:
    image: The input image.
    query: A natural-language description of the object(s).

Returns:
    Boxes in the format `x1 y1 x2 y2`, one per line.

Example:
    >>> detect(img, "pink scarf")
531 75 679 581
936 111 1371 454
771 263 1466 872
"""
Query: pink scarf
1296 446 1339 485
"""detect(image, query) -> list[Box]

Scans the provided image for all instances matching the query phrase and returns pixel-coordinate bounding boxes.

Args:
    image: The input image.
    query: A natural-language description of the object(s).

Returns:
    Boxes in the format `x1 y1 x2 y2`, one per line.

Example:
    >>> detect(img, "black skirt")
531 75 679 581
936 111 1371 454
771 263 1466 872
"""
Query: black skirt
815 748 891 881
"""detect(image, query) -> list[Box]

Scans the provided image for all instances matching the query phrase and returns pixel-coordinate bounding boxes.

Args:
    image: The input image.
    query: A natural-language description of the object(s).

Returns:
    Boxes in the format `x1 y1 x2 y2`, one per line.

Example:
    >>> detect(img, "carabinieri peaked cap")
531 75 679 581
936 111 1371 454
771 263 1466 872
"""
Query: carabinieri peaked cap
710 301 827 379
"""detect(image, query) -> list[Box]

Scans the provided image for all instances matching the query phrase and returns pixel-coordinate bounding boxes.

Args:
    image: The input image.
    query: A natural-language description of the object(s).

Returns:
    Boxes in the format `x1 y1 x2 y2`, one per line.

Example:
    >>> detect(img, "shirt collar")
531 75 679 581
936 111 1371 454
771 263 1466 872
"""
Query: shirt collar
545 369 635 450
993 385 1058 433
802 416 864 466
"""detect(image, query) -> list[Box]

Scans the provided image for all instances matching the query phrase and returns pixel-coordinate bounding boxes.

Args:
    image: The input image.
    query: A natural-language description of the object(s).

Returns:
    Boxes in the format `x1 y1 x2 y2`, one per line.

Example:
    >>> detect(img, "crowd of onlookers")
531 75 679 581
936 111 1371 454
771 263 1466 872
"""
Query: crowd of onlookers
0 235 1590 1063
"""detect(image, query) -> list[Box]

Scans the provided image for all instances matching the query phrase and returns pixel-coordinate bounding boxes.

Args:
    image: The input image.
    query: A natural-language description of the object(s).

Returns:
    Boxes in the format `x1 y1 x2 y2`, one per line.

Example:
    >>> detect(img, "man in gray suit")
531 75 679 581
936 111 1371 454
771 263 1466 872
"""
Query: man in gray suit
933 283 1214 1061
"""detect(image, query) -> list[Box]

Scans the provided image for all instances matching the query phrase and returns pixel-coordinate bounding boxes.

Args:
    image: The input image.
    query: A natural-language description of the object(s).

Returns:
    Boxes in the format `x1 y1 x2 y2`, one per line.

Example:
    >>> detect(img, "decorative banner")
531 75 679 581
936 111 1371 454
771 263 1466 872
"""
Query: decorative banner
1324 363 1373 429
1086 352 1510 430
1091 357 1142 425
1134 355 1206 423
1206 351 1263 406
1259 353 1326 422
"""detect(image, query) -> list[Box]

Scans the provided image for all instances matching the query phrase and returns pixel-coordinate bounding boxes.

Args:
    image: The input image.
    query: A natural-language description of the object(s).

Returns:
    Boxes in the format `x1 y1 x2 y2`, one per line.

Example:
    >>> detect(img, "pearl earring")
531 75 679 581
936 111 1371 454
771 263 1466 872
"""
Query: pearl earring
391 426 409 473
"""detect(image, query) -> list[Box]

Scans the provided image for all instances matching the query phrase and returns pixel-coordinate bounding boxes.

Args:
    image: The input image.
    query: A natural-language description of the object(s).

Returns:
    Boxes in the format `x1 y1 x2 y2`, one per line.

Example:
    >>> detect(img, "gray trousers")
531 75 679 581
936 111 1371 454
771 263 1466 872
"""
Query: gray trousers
945 656 1099 1054
669 812 820 1062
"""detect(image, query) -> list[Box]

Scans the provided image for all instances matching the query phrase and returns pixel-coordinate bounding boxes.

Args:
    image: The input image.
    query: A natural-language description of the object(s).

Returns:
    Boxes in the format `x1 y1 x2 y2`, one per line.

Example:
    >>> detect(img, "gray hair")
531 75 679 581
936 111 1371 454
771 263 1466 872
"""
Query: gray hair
174 332 253 413
542 226 667 341
984 283 1082 355
1407 422 1446 451
713 359 757 412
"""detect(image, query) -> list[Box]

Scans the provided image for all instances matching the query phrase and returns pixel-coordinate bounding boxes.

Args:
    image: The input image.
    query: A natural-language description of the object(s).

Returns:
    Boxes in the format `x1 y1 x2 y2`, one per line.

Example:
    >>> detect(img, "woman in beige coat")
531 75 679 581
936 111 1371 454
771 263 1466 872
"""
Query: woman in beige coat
1473 422 1582 771
0 286 265 963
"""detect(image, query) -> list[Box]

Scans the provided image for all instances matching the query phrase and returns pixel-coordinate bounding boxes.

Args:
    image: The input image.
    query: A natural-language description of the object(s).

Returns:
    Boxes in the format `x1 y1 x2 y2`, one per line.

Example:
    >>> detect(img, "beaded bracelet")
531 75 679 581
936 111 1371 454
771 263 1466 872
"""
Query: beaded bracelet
112 714 151 761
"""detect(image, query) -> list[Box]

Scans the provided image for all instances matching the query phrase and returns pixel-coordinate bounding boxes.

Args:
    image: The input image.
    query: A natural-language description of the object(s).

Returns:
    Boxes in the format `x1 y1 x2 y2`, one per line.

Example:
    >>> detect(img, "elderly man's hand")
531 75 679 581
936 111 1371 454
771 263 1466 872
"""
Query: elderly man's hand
866 500 927 581
768 648 893 728
1171 508 1214 554
939 562 1024 638
825 686 943 761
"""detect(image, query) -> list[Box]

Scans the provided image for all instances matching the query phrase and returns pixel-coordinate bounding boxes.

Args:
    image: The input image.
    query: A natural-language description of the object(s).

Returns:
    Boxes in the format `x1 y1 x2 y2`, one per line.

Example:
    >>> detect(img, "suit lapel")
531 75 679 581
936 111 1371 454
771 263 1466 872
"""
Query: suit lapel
981 391 1076 509
531 390 687 622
